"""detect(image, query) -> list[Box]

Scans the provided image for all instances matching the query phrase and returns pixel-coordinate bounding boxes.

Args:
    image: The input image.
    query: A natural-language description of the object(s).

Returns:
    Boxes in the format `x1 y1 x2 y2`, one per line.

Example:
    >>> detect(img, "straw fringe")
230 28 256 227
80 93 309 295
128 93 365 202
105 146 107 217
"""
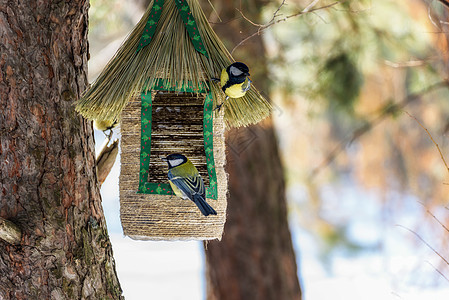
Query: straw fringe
76 0 271 127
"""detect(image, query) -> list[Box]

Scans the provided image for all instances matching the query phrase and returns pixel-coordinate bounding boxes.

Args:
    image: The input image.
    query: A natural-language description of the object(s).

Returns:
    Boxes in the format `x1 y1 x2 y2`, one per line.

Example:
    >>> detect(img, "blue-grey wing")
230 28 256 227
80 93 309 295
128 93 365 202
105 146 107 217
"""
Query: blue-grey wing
242 78 252 92
168 171 205 200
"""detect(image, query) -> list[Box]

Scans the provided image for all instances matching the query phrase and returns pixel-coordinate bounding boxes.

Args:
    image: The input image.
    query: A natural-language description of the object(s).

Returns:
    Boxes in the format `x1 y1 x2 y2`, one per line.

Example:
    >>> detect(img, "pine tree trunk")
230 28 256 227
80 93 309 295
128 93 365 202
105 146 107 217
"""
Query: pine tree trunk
0 1 123 299
202 1 302 299
205 123 302 300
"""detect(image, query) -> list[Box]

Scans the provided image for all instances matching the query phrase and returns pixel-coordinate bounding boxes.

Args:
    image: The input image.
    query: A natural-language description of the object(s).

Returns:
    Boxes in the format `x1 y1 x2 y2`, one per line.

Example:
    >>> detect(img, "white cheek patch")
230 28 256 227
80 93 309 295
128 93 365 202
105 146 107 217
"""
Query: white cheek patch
169 158 184 167
230 66 243 77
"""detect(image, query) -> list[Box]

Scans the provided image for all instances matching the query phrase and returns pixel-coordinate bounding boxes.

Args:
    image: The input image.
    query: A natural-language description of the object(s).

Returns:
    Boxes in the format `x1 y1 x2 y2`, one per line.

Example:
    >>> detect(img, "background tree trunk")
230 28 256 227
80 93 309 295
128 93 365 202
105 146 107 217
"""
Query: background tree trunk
0 1 123 299
202 1 302 299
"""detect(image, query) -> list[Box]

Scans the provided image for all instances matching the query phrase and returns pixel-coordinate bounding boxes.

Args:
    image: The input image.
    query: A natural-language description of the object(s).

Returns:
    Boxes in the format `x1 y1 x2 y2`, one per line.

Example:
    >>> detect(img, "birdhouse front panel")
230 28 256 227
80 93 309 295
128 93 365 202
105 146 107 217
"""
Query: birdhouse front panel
144 91 210 187
119 82 227 240
137 81 218 199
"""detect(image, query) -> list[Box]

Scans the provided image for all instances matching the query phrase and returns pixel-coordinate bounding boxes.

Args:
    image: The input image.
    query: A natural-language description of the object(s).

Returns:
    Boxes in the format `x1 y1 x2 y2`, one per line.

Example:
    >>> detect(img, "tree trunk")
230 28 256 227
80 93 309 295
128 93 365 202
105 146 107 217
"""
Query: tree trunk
202 1 302 299
0 1 123 299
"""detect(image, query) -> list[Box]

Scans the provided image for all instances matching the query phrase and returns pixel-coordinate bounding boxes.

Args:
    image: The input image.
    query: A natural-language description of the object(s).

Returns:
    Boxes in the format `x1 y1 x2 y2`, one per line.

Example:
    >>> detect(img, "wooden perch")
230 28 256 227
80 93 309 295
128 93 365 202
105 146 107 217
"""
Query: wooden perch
96 139 119 186
0 217 22 245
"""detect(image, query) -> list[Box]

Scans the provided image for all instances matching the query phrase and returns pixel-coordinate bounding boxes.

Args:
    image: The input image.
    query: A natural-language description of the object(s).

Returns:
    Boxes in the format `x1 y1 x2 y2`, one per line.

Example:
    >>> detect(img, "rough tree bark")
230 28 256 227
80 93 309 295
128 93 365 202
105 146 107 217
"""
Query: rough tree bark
0 1 123 299
202 1 302 299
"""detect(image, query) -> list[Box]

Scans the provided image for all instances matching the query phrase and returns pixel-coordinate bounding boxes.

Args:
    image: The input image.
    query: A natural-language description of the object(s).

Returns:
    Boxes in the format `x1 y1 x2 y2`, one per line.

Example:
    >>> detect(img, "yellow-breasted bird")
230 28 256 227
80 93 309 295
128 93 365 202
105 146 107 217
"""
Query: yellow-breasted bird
93 119 118 140
212 62 252 111
162 154 217 216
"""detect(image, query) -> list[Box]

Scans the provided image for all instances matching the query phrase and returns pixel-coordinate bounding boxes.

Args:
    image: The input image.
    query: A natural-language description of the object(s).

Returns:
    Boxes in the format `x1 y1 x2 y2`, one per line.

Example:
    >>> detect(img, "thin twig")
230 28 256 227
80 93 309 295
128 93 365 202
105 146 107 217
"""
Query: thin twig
418 202 449 233
232 1 342 54
425 260 449 283
397 225 449 266
404 110 449 174
236 0 286 27
237 8 264 27
269 0 287 23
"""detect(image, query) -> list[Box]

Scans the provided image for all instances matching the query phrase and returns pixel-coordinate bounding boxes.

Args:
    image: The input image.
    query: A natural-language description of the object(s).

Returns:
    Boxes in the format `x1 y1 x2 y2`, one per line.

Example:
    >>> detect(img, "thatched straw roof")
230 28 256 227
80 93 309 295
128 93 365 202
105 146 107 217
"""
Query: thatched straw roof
76 0 271 127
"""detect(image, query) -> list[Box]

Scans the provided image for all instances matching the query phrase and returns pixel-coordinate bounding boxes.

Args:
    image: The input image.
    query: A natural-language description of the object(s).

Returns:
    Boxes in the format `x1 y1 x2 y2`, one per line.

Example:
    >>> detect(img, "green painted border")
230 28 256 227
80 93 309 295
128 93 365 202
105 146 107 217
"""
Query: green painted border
136 0 164 52
137 0 208 58
137 79 218 199
174 0 209 58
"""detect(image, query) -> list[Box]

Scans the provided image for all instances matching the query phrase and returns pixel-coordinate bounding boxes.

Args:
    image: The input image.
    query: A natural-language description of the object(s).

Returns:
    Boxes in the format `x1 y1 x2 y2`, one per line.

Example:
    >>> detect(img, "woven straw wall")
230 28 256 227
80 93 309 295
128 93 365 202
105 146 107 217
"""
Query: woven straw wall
119 92 227 240
145 92 210 186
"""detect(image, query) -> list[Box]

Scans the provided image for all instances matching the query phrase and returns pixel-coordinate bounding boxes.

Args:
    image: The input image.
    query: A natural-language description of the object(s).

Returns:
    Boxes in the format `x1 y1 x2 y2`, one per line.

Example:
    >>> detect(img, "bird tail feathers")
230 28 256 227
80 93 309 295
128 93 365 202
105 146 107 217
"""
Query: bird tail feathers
193 195 217 216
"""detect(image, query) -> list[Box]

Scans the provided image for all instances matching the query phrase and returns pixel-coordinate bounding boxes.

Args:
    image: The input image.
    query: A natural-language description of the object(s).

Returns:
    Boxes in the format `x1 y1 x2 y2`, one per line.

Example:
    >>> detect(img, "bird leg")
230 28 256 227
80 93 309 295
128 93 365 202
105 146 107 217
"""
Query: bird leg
214 96 229 112
214 103 224 112
104 129 113 145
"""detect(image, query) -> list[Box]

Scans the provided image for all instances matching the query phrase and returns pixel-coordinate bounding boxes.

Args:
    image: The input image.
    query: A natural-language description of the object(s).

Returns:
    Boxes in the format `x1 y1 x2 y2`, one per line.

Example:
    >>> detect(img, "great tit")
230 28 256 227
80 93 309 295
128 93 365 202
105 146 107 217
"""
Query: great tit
162 154 217 217
212 62 252 111
93 118 118 140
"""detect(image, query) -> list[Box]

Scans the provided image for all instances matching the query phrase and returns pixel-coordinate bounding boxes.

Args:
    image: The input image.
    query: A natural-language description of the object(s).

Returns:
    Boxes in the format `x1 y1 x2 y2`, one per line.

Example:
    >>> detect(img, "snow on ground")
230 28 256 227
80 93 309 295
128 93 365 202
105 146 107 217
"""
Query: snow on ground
110 235 204 300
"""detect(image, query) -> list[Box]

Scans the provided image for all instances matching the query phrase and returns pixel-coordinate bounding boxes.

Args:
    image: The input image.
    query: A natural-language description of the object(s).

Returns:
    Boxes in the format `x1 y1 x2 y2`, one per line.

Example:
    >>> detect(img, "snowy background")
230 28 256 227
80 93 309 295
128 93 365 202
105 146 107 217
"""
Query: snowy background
89 1 449 298
95 130 449 300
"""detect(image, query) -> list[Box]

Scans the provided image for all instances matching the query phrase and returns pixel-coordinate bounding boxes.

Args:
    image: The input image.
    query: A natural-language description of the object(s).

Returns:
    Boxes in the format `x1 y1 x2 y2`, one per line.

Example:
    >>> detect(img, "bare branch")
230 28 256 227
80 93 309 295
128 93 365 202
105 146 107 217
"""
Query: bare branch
404 110 449 174
418 202 449 233
310 81 449 178
236 0 286 27
397 225 449 266
270 0 287 23
236 8 264 27
232 1 342 54
426 260 449 282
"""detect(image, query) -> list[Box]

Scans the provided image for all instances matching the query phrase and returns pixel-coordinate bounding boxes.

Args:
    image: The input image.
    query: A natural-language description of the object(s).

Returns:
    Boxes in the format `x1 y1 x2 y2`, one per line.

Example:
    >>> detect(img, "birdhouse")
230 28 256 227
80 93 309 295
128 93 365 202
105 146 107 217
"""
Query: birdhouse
76 0 271 240
119 84 227 240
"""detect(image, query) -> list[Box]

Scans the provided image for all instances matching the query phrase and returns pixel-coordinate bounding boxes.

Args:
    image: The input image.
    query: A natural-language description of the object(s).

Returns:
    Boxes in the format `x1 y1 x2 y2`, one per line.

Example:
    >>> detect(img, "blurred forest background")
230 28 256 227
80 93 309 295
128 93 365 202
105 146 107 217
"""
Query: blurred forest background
89 0 449 299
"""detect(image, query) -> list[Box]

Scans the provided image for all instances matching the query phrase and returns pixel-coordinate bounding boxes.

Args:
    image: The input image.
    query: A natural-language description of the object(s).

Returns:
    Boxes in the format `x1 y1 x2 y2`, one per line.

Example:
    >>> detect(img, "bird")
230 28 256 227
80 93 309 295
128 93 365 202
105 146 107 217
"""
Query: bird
95 139 119 186
212 62 252 111
162 153 217 216
93 118 118 140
